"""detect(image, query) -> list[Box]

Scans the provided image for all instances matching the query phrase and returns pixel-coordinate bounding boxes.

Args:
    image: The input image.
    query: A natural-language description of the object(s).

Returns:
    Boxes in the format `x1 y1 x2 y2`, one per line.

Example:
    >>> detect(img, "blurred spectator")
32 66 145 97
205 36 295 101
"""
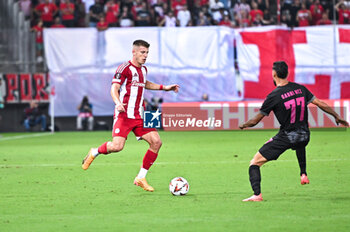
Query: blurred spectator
131 0 144 21
149 5 161 26
289 0 301 27
210 0 225 24
319 0 333 15
34 0 58 27
23 101 47 132
75 0 87 27
121 0 134 11
262 8 272 25
135 1 152 26
250 1 263 24
77 96 94 131
97 14 109 30
60 0 75 27
89 0 104 27
172 0 187 16
233 0 250 23
105 0 120 27
149 97 163 111
31 19 44 63
280 11 293 27
19 0 349 32
257 0 269 12
159 11 178 26
154 0 166 18
310 0 324 25
219 14 234 27
336 0 350 24
296 3 311 26
192 0 202 23
196 11 210 26
119 6 135 27
201 93 209 101
317 12 332 25
202 4 215 25
252 11 269 26
83 0 95 13
51 17 65 28
19 0 32 20
162 1 170 13
238 10 250 28
177 5 192 26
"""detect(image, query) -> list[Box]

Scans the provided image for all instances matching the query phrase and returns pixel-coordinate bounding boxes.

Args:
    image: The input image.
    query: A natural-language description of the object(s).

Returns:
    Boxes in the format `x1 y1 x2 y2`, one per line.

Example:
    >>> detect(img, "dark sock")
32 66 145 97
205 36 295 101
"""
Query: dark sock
249 165 261 195
296 147 307 176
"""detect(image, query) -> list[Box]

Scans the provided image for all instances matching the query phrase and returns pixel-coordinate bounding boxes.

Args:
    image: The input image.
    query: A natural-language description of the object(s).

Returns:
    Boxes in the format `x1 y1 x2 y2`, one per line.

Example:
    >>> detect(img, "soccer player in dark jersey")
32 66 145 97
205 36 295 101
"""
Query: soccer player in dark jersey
239 61 349 202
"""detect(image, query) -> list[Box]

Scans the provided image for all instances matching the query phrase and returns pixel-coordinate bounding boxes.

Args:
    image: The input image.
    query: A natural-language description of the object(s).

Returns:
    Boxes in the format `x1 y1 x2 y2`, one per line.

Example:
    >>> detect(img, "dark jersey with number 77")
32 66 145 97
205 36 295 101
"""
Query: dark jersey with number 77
259 82 315 132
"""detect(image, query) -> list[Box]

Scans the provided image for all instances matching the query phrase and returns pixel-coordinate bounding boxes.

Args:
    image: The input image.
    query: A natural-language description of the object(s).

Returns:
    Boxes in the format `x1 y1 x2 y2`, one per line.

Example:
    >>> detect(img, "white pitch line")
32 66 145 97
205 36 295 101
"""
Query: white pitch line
0 158 349 168
0 132 53 142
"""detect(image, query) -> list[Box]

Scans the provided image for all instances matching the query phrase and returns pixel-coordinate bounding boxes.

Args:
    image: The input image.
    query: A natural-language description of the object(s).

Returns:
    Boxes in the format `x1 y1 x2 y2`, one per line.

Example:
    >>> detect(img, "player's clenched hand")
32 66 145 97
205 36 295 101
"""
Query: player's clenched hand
336 117 349 127
164 84 180 93
117 103 126 112
239 124 245 130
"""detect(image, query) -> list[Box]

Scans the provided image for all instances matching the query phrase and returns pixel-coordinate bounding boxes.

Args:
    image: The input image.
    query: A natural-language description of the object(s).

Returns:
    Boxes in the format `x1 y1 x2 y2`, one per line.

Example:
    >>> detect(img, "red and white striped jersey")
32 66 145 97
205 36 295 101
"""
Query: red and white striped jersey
112 61 147 119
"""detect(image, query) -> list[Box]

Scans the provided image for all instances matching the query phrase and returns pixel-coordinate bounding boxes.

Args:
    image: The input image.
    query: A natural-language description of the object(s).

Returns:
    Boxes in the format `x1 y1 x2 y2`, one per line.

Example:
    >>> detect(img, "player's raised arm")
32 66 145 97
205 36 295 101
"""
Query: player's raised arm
311 98 349 127
145 81 180 93
239 113 265 129
110 83 125 112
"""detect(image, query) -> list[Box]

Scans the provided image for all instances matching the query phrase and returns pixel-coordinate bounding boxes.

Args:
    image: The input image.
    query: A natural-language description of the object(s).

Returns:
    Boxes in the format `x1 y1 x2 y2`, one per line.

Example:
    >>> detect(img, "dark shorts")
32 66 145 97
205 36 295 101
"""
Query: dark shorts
259 129 310 161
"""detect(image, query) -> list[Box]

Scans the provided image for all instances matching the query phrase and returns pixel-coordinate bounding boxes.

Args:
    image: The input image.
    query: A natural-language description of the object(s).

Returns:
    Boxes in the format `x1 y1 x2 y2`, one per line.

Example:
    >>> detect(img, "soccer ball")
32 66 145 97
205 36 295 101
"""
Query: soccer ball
169 177 189 196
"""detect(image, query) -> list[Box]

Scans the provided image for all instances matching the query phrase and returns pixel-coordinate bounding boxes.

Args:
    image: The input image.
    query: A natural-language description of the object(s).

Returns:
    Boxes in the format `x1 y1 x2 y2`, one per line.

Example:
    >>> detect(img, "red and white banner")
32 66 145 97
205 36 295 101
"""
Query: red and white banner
161 100 349 130
235 25 350 99
0 73 50 103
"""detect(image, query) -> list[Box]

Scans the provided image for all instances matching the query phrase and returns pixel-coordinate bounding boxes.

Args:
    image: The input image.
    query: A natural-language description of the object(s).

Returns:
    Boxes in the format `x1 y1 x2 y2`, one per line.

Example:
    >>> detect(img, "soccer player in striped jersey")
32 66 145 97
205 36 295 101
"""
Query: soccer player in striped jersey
82 40 179 192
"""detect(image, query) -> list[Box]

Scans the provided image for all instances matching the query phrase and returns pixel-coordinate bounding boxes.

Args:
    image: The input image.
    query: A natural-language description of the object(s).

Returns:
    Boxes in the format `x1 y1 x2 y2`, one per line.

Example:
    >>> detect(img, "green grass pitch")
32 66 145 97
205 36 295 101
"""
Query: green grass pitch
0 129 349 232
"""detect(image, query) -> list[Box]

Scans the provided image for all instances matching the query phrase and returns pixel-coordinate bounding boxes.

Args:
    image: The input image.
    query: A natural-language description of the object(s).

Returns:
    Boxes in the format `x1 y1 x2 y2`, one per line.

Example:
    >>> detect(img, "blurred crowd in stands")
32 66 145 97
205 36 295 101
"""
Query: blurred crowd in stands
19 0 350 30
22 0 350 63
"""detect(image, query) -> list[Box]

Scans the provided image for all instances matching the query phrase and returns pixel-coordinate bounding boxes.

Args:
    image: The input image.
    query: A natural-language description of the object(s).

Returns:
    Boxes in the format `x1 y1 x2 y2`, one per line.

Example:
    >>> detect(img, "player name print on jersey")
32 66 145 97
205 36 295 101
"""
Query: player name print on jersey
281 89 303 99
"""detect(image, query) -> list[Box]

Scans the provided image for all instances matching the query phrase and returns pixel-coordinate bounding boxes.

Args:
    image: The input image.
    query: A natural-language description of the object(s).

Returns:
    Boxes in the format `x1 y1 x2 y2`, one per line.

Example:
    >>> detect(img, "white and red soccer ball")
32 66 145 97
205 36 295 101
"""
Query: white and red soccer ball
169 177 189 196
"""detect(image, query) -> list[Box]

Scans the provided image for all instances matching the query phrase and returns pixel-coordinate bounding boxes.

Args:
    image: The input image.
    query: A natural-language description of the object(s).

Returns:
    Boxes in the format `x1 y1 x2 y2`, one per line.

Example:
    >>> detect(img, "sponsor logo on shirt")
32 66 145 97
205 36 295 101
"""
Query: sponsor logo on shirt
131 80 145 87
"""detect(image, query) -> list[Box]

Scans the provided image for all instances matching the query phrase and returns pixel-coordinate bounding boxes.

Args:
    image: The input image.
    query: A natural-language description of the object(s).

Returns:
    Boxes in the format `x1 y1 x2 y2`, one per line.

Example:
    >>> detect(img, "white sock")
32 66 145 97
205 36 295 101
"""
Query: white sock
137 168 148 179
91 148 99 157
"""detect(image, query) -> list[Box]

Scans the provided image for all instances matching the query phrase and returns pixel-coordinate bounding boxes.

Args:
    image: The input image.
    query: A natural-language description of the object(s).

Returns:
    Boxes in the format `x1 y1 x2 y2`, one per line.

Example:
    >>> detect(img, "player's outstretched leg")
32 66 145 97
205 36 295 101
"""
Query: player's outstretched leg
134 132 162 192
82 148 97 170
243 152 267 202
296 147 310 185
82 137 125 170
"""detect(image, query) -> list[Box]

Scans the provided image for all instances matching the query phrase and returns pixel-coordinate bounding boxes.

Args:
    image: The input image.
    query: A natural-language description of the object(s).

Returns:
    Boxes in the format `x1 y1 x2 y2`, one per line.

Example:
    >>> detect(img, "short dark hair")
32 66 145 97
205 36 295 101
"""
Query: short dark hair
272 61 288 79
133 40 150 48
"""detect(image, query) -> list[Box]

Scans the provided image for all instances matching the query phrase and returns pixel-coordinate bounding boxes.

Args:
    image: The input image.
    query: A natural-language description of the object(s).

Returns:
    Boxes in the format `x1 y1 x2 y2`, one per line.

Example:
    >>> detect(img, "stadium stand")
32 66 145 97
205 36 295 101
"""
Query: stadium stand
1 0 348 74
1 0 349 132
